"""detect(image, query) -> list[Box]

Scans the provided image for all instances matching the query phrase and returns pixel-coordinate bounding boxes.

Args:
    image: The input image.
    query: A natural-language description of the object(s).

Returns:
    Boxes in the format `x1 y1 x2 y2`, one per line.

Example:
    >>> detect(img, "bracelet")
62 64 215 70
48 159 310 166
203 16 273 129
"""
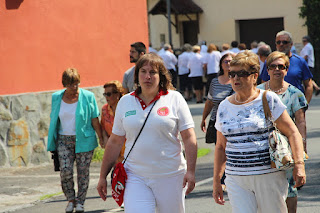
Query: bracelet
295 160 305 165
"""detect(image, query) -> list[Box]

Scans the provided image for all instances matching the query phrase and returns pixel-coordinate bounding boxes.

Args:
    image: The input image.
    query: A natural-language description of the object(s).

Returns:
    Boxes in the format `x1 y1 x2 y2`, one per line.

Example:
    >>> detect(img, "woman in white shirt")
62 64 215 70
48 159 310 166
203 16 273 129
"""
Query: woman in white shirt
178 43 193 101
213 51 306 213
188 45 204 103
97 53 197 213
203 43 221 95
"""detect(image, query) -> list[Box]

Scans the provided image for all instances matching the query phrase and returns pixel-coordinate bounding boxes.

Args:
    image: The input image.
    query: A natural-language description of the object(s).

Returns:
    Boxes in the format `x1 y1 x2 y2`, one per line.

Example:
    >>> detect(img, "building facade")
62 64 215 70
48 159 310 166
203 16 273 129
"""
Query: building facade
0 0 148 167
148 0 307 51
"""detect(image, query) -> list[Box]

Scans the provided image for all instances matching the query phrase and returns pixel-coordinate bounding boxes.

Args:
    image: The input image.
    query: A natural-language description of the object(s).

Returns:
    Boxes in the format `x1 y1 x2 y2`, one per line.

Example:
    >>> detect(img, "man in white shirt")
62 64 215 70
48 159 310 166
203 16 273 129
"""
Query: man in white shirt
122 42 146 94
300 36 315 74
230 41 240 54
159 44 178 88
300 36 320 95
200 41 208 57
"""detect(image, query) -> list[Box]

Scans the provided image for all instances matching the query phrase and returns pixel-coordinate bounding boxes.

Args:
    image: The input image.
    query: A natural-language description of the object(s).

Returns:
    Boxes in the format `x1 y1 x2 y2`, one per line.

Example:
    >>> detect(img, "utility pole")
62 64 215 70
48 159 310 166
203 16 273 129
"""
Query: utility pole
166 0 172 46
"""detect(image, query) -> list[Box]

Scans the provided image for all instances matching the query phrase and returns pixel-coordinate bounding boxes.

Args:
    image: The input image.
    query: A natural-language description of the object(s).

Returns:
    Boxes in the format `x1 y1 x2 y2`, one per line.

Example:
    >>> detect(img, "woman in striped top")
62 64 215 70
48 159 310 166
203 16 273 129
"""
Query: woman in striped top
212 51 306 213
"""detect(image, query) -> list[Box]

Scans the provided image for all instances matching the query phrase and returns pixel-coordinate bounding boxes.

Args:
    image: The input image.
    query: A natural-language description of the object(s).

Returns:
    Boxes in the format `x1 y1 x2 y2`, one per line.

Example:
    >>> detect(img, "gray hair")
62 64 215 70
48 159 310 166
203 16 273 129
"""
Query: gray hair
303 35 311 42
257 45 272 57
276 31 293 43
182 43 192 52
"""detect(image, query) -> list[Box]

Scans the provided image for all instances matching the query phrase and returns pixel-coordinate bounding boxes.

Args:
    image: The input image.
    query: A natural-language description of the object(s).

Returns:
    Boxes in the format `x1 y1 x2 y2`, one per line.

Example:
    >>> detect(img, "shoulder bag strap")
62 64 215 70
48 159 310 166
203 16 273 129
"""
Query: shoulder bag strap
262 90 272 121
123 100 158 165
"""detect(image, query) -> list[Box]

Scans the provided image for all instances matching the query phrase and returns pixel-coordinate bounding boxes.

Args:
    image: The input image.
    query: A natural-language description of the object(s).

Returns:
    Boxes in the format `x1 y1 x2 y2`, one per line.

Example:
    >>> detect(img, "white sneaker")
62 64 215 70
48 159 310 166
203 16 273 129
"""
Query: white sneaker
75 203 84 213
65 202 74 213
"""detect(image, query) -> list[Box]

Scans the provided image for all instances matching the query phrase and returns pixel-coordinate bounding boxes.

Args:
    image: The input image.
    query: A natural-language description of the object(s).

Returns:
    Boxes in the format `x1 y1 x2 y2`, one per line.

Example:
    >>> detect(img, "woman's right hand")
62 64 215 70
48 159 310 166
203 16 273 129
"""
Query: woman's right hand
200 120 206 132
293 163 306 188
97 178 108 201
212 180 225 205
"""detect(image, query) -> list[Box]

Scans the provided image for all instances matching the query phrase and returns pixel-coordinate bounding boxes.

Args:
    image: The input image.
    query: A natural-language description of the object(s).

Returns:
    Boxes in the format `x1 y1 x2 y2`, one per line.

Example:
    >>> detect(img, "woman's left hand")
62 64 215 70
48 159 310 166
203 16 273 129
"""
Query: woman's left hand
293 163 306 188
183 171 195 195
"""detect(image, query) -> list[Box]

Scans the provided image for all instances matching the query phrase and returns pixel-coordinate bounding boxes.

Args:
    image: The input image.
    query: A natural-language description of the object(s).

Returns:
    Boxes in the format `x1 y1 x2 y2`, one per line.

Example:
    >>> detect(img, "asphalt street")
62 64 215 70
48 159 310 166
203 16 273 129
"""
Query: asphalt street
1 95 319 213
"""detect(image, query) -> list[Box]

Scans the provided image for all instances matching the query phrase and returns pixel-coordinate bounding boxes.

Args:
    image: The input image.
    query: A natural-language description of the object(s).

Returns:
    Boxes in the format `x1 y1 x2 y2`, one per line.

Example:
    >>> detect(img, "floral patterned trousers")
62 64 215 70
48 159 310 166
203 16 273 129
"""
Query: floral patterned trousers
57 135 93 205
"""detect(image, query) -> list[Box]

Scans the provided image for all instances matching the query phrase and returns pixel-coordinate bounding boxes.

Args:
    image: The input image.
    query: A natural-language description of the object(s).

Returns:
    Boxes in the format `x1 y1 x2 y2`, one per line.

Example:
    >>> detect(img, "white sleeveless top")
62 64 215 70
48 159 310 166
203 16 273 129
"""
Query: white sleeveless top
58 100 77 135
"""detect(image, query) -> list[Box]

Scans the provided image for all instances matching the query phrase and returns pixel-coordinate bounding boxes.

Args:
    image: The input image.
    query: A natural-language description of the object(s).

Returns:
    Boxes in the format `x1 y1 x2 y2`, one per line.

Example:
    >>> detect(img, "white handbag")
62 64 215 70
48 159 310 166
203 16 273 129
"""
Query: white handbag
262 91 294 170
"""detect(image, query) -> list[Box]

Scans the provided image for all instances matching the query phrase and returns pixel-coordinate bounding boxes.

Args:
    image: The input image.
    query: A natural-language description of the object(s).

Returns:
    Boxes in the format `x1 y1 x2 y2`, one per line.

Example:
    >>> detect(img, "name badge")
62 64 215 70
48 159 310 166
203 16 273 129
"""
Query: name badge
125 110 136 117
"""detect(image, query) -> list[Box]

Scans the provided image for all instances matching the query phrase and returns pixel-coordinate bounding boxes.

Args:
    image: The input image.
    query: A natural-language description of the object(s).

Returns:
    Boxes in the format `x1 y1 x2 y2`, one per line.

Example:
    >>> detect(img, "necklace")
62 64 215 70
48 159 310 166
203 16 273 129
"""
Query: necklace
234 89 257 104
267 81 284 93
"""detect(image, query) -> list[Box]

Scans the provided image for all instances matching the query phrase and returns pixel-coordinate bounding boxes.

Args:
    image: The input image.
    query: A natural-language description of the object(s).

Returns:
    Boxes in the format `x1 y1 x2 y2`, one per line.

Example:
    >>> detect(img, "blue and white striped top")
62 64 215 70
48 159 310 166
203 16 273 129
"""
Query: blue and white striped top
215 89 286 176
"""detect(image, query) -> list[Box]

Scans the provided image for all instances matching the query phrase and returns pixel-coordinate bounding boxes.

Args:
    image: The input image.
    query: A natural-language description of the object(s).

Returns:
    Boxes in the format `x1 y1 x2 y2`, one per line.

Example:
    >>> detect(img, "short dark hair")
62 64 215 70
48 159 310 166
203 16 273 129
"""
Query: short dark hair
231 41 238 48
131 42 146 54
303 35 311 42
238 43 247 50
62 68 80 87
219 53 234 76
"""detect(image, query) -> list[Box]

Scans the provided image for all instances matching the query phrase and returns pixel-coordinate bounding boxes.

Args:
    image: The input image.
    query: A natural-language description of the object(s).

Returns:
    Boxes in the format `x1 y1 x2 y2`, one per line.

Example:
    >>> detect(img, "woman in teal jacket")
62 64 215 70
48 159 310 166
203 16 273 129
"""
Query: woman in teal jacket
47 68 102 213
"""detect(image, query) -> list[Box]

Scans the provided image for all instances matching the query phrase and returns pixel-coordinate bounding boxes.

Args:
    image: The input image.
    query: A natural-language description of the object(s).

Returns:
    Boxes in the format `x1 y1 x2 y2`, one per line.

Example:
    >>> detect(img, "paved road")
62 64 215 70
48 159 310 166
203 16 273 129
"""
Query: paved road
1 96 320 213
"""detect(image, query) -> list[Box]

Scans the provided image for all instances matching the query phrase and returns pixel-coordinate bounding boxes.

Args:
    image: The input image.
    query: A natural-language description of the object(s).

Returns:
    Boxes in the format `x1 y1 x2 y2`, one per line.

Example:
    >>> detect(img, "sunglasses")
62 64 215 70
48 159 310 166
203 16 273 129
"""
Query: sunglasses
275 40 290 45
228 70 256 78
223 60 232 64
103 91 118 97
268 64 287 70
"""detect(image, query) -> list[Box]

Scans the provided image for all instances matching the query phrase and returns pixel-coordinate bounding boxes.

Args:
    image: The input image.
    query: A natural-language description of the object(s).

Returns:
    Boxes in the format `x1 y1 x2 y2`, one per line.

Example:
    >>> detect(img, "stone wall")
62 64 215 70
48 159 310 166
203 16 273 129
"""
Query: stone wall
0 87 105 167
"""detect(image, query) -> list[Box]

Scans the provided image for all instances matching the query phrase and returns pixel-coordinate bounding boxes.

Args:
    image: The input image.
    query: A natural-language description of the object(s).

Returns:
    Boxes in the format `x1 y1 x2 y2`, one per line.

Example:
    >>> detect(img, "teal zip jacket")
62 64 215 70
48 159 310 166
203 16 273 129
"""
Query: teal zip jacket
47 88 100 153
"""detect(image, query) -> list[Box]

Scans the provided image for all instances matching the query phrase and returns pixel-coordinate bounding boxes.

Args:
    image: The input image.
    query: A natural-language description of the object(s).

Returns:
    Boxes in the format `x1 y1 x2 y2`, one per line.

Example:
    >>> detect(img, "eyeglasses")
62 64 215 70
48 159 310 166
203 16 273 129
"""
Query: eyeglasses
302 40 308 43
228 70 256 78
223 60 232 64
103 91 118 97
268 64 287 70
66 83 80 88
275 40 290 45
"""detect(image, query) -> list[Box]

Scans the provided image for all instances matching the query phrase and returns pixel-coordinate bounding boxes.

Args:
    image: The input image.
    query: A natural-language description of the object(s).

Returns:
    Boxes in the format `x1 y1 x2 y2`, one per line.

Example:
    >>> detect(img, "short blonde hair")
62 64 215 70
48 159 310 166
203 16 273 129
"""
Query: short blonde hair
103 80 124 97
192 45 201 53
62 68 80 87
222 43 230 51
266 51 290 69
230 50 260 74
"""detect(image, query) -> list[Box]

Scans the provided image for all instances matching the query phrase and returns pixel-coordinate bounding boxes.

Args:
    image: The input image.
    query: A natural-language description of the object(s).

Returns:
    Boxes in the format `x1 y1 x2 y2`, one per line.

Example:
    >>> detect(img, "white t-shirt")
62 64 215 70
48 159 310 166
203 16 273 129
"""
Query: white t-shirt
230 48 240 54
200 45 208 55
178 52 192 75
159 50 177 71
300 43 314 68
221 50 232 56
203 51 221 75
58 100 77 135
112 90 195 178
188 53 204 77
215 90 286 176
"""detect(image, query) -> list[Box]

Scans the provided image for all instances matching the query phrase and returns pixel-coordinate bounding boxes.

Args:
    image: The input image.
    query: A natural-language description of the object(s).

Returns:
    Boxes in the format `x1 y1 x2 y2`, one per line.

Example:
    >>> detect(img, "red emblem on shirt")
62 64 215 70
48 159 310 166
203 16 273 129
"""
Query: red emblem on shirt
157 107 169 116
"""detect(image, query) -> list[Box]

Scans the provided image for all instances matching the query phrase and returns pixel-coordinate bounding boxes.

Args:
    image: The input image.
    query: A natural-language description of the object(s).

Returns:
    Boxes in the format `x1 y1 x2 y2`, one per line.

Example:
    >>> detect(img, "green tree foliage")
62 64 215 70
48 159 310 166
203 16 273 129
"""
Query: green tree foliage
300 0 320 83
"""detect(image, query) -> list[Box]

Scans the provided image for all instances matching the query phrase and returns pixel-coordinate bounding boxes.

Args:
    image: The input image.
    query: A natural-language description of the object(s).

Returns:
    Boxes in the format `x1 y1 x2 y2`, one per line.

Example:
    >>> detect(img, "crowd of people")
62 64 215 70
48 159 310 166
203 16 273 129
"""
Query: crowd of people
47 30 318 213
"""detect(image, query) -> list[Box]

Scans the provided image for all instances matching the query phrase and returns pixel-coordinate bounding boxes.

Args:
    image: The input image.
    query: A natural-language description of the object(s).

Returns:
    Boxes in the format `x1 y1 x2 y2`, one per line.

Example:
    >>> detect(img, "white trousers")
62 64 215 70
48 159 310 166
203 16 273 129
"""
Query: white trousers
123 171 186 213
225 171 288 213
